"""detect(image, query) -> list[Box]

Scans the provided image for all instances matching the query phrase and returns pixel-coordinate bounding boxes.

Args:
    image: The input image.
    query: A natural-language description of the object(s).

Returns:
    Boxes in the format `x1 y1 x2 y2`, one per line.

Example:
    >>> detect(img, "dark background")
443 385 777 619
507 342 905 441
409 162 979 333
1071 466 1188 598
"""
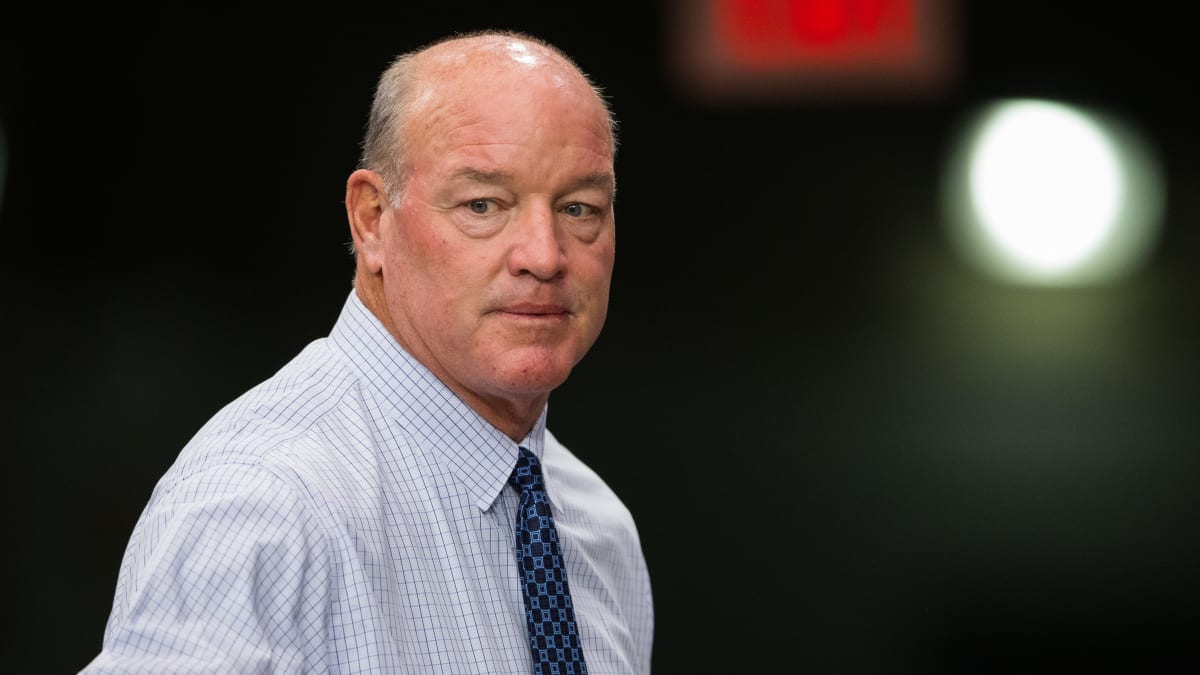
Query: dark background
4 2 1198 673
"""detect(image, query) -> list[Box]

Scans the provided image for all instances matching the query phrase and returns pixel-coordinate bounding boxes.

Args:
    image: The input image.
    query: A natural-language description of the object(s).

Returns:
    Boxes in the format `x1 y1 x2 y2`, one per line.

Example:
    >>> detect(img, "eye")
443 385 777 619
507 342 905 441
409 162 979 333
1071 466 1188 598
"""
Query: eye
562 202 596 218
465 199 500 215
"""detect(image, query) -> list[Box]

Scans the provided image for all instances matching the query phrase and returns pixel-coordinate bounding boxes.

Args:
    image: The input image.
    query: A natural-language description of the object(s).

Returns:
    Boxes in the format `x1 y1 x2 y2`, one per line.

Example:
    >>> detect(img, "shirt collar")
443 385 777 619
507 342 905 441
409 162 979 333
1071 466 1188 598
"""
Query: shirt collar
327 290 552 512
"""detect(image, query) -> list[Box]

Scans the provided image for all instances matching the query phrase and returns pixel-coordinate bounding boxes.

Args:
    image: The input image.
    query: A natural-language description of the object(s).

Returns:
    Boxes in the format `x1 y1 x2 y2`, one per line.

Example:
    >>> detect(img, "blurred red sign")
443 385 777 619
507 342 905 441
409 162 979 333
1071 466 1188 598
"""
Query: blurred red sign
719 0 916 67
671 0 957 100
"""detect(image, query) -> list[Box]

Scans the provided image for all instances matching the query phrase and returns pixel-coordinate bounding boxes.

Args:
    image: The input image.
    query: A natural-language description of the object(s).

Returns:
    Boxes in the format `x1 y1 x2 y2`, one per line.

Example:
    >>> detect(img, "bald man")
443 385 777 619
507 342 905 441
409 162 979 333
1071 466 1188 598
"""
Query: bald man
83 32 653 674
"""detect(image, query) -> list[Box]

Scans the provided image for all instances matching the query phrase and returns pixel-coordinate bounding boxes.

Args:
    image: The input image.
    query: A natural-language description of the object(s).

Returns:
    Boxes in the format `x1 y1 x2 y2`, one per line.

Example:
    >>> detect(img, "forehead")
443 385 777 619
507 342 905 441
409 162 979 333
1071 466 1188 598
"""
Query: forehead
416 36 586 93
403 39 614 165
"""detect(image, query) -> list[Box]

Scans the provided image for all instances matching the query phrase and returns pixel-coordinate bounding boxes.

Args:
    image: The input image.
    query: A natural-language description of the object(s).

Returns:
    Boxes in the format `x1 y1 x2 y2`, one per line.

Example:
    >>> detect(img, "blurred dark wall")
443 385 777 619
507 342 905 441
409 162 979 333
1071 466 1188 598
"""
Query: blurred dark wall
4 2 1198 673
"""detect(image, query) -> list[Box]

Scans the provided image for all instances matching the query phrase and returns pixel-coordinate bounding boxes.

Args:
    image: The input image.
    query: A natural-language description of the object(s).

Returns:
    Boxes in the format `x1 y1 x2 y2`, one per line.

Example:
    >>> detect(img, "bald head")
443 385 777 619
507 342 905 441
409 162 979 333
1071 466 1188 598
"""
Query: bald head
343 31 619 439
359 31 617 204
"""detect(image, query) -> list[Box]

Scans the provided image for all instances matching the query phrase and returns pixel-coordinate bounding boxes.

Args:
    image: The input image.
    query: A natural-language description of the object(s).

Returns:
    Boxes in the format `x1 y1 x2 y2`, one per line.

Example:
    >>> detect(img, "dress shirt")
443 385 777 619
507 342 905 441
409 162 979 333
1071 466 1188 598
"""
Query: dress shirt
82 291 653 674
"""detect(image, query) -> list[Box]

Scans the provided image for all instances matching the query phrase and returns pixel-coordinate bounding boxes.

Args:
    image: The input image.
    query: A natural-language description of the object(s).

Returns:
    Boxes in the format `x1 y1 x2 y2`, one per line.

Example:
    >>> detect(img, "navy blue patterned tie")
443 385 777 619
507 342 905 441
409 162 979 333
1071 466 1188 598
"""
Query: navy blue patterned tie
509 447 588 674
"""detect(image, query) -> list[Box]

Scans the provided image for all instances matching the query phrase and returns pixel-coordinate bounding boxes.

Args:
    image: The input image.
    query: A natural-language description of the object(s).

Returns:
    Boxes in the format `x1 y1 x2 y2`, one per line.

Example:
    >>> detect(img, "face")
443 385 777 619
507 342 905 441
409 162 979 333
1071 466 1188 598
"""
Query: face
376 45 616 417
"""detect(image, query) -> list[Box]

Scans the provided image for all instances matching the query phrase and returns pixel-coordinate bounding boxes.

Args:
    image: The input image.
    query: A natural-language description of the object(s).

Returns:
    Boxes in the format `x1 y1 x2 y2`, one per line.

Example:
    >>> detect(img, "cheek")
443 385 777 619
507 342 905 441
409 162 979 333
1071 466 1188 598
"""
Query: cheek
389 216 457 285
399 236 496 324
579 238 616 289
572 241 615 336
595 226 617 266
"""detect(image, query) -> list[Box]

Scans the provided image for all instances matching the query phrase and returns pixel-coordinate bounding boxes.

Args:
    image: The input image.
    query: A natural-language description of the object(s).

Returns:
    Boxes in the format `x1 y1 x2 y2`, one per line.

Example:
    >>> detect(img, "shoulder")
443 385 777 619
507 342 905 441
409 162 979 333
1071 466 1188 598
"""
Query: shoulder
541 430 655 663
162 338 372 491
131 461 330 562
542 430 637 529
140 337 391 543
94 460 334 673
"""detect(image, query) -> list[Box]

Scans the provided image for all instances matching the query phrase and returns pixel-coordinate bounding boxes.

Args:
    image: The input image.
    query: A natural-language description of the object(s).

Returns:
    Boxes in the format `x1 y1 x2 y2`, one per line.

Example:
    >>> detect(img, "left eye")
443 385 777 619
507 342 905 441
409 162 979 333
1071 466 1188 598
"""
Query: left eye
562 203 594 217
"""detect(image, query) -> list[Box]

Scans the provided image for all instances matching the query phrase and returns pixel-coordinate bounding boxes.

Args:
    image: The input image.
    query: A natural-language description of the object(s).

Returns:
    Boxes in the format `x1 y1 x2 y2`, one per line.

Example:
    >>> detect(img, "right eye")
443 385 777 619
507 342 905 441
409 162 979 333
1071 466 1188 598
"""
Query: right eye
466 199 496 215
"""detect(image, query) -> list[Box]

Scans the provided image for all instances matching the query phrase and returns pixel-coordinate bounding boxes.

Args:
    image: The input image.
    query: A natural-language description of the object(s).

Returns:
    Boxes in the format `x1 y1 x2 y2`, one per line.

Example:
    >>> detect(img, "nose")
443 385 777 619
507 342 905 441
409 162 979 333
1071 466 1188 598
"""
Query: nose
507 203 566 281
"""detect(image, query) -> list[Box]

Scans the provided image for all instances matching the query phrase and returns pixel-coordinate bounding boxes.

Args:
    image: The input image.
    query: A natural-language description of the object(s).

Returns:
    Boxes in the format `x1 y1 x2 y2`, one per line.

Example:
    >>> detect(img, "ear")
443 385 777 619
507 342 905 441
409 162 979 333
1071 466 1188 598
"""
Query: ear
346 169 390 274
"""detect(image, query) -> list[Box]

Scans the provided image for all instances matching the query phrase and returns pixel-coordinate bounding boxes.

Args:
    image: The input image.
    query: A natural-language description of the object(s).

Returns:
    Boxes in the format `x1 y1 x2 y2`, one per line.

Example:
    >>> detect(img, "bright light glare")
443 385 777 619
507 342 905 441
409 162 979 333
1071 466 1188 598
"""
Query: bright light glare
943 99 1164 285
971 102 1120 271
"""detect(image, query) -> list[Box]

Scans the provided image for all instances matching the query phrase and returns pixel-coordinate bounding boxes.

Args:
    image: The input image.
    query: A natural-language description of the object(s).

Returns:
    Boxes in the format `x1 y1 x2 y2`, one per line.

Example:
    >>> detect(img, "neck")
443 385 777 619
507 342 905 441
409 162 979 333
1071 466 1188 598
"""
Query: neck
353 270 546 442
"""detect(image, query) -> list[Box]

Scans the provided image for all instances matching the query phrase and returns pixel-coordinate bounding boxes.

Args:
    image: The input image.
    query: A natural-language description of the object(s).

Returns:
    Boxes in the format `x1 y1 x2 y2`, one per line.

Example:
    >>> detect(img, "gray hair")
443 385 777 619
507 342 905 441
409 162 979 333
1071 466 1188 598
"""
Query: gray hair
357 30 618 208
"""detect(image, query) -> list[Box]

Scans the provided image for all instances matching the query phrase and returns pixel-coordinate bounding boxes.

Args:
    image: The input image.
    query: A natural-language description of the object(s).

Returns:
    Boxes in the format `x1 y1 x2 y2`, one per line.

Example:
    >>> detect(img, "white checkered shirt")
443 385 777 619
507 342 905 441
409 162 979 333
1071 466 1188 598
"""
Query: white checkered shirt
82 291 653 674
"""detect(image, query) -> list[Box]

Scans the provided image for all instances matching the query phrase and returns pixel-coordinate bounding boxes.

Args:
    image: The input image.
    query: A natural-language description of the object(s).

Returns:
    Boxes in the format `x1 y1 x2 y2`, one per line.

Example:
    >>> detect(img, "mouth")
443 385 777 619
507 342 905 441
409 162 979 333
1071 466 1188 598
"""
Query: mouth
492 303 571 320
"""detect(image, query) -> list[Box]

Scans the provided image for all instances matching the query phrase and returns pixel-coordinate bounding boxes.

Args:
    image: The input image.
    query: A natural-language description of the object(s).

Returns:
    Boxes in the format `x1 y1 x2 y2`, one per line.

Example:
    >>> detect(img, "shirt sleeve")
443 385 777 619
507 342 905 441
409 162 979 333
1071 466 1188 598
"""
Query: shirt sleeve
80 463 332 674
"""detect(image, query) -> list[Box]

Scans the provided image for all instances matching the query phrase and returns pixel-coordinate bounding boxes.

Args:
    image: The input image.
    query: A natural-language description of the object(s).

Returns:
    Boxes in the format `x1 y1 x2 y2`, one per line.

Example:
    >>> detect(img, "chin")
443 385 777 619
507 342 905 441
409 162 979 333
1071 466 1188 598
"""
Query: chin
499 369 573 396
489 353 577 396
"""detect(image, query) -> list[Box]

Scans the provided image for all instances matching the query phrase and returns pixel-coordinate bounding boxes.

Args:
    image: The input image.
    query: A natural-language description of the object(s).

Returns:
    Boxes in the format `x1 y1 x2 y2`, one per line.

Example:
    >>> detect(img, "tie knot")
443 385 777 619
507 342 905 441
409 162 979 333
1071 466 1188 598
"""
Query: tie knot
508 447 545 494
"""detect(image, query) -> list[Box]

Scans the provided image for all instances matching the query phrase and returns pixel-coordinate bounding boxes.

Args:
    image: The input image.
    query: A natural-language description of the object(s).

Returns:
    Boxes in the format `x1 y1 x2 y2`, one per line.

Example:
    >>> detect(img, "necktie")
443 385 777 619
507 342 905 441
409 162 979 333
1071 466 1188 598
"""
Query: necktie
509 447 588 674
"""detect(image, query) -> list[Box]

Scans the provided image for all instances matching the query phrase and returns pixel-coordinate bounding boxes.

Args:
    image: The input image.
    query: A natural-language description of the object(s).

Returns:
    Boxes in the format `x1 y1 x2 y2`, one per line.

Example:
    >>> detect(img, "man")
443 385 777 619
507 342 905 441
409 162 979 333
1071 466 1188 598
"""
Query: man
83 31 653 674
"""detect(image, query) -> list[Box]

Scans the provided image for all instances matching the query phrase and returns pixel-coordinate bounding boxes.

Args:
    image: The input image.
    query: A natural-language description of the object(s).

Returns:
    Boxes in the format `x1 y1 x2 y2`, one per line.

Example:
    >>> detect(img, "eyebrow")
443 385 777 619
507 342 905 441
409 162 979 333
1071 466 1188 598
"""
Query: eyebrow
565 172 617 196
451 168 516 186
449 168 616 196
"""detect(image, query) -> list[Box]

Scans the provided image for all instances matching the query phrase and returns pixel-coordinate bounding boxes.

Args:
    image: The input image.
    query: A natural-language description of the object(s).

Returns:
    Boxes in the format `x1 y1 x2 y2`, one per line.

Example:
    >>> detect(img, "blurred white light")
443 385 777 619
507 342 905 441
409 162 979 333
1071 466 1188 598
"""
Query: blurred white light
943 99 1164 285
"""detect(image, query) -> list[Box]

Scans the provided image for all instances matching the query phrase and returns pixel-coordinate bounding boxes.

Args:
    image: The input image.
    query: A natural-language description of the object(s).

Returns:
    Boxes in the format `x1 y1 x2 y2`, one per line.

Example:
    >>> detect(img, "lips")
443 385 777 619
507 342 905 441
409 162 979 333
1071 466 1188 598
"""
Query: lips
495 302 570 317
